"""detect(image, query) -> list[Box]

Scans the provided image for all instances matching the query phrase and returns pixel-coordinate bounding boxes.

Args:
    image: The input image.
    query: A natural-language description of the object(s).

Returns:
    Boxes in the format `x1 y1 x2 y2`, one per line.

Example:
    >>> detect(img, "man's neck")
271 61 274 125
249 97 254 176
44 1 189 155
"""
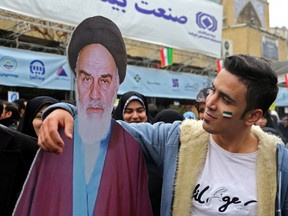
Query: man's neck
212 129 259 153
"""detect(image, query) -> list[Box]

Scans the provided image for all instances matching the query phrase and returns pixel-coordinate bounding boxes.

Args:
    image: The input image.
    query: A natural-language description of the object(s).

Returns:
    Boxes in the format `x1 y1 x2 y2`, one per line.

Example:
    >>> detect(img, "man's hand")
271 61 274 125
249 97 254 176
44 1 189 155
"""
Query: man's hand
38 109 74 154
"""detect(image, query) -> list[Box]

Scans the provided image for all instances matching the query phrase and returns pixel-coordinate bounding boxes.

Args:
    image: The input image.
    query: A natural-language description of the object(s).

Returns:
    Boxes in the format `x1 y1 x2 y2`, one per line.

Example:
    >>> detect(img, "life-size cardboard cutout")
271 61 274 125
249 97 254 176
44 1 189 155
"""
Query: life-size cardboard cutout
13 16 152 216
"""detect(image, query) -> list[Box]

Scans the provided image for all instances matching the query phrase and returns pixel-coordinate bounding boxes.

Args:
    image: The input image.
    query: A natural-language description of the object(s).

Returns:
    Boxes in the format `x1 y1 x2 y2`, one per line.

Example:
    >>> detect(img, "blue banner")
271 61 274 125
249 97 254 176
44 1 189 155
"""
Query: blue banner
120 65 213 100
0 46 73 90
0 46 215 100
2 46 287 103
275 87 288 107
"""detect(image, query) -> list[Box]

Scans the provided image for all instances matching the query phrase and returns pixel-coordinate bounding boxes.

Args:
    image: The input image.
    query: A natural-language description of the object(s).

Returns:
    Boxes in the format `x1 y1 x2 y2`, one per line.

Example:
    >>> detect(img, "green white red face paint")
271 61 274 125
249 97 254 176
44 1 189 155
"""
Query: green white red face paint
223 111 232 119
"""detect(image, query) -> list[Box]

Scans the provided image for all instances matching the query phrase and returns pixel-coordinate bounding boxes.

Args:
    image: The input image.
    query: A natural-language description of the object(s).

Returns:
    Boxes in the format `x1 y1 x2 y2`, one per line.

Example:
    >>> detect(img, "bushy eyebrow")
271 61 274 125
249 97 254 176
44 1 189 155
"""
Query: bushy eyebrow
78 69 91 77
78 70 112 79
101 74 112 79
211 83 237 105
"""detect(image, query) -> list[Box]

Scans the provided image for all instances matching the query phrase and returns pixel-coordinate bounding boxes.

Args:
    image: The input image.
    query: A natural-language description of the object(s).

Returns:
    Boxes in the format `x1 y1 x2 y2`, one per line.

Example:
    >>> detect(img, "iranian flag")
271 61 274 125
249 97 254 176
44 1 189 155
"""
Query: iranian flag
160 48 173 68
216 59 224 73
285 73 288 87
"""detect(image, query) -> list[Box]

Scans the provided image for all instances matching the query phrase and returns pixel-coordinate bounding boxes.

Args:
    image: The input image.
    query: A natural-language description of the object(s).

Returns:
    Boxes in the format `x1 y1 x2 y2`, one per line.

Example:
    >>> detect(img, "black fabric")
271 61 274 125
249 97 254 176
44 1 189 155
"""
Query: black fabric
113 91 153 123
262 126 288 144
113 91 162 214
146 163 162 216
68 16 127 84
17 96 58 138
0 124 38 216
278 122 288 142
0 118 17 130
152 109 184 124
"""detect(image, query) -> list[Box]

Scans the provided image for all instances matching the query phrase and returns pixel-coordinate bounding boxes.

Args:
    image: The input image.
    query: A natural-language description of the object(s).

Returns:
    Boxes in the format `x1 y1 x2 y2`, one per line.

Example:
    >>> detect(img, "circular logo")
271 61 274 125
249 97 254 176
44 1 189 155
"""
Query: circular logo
0 56 17 72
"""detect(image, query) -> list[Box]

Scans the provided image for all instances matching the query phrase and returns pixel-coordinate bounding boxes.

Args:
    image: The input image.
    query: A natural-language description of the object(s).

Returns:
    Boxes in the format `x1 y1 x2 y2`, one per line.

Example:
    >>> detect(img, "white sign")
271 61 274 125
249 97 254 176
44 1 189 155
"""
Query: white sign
0 0 223 57
8 91 19 102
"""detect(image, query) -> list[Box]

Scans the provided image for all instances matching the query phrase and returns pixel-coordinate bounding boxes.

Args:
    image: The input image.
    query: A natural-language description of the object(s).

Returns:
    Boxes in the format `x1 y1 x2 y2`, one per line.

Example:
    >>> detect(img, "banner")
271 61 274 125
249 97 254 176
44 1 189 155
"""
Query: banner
0 46 214 99
275 87 288 107
0 0 223 57
120 65 213 100
0 46 73 90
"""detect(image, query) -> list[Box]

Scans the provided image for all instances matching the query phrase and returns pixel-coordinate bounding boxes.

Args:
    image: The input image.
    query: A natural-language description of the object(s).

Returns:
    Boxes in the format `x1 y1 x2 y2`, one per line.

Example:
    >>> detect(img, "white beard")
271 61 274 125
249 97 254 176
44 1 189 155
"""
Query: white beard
76 91 116 145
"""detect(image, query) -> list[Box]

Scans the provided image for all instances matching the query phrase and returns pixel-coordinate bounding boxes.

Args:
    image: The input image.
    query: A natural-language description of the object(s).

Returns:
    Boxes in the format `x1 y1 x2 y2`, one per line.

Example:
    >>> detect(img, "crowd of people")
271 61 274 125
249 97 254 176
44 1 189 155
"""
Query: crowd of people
0 96 61 215
0 15 288 216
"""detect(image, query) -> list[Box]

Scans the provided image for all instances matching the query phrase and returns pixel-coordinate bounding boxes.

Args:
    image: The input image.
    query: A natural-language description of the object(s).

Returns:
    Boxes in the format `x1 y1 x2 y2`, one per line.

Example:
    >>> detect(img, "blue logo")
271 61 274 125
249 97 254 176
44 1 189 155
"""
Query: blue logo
30 60 45 75
30 60 45 81
10 93 18 102
196 12 217 32
0 56 17 71
57 66 68 77
172 78 179 88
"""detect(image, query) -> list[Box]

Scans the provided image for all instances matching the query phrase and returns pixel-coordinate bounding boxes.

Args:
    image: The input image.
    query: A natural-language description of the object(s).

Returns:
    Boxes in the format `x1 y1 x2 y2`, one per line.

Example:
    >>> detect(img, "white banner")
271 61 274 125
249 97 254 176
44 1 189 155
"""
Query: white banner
0 0 223 57
8 91 19 102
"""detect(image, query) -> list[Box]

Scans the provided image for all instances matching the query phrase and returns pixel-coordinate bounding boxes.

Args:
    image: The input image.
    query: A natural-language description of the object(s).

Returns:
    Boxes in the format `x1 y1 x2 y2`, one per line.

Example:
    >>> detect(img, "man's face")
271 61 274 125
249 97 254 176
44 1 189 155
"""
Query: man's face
202 69 248 136
0 104 10 120
76 44 119 119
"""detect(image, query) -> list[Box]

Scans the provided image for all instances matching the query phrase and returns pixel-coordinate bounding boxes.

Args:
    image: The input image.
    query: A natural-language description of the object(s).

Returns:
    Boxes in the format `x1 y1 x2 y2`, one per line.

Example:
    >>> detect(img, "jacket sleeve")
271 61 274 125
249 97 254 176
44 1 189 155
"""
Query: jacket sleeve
42 102 77 120
119 121 181 170
280 146 288 215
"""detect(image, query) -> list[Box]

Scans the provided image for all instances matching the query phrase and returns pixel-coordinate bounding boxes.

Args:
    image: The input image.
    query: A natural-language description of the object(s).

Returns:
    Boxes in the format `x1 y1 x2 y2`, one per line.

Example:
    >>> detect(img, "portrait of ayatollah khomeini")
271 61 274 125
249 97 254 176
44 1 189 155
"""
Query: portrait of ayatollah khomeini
13 16 153 216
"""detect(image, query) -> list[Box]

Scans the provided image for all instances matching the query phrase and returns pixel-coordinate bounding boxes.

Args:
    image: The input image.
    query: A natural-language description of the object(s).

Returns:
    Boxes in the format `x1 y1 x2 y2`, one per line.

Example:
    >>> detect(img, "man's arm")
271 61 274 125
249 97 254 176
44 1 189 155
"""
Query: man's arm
119 121 181 168
38 102 76 154
38 102 181 168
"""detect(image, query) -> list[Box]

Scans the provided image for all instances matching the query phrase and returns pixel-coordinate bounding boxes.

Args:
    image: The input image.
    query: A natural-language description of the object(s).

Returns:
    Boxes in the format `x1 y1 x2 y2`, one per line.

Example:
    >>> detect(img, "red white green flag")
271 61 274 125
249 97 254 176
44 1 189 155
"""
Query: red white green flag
160 48 173 68
216 59 224 73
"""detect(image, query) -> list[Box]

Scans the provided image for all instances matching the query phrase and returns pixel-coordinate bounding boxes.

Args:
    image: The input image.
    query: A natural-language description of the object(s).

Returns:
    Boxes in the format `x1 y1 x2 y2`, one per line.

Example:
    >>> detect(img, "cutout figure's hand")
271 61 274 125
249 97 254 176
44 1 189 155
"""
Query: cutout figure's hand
38 109 73 154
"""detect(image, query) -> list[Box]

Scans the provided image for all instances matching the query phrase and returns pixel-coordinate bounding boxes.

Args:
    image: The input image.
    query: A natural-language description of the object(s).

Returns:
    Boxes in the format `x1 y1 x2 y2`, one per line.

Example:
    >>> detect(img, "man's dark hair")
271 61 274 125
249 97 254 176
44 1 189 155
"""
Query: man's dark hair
224 54 278 119
14 98 26 111
3 102 20 120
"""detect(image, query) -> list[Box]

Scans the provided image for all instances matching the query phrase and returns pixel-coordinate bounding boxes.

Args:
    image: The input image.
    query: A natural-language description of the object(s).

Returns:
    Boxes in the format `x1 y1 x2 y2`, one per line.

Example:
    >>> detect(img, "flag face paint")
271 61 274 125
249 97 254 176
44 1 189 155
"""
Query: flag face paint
223 111 232 118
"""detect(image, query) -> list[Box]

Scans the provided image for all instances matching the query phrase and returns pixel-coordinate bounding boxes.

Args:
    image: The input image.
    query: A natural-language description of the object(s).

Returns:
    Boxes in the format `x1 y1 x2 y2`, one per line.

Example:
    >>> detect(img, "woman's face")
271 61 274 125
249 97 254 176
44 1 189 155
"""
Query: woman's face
32 104 49 137
123 100 148 123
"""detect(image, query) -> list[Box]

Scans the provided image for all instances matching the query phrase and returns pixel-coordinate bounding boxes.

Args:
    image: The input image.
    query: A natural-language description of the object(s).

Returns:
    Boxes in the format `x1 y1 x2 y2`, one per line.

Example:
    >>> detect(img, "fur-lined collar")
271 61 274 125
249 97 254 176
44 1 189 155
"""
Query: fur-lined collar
172 119 280 216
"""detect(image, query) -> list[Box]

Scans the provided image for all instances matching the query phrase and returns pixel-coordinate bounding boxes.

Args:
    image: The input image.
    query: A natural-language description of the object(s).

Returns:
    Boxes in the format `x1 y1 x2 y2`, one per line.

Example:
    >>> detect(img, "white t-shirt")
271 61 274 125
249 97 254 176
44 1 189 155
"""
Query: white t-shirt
191 135 258 216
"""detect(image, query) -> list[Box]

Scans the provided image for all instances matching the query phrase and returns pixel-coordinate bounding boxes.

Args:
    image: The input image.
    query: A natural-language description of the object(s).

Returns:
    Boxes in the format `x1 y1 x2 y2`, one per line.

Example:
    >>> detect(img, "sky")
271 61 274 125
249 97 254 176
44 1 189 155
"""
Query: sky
269 0 288 28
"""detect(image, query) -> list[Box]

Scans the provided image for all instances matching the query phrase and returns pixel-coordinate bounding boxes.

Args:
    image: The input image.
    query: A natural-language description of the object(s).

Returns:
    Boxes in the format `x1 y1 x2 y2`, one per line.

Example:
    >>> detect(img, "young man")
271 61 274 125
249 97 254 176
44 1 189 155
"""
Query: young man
13 16 152 216
0 102 20 130
38 55 288 215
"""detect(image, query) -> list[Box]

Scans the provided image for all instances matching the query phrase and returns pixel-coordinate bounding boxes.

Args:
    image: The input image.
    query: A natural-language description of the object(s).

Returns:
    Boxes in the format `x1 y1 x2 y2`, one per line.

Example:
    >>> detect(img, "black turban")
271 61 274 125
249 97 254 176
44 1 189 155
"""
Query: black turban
68 16 127 84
